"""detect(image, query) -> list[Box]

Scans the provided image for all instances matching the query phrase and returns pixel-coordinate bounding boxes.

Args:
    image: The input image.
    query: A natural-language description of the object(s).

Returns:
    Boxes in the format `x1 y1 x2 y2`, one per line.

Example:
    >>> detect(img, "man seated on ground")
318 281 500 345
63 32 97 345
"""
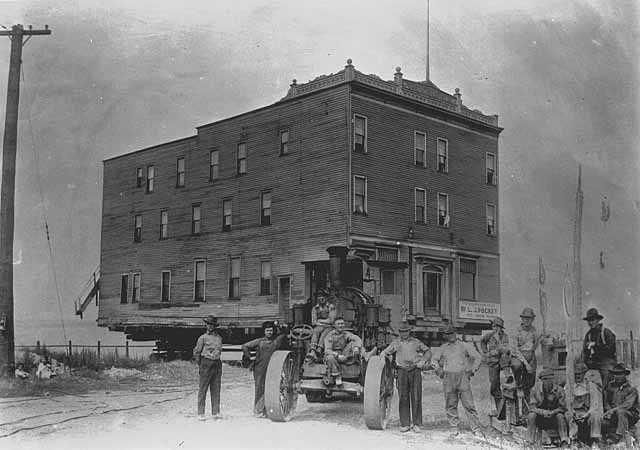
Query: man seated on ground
526 368 569 447
323 317 362 386
602 363 639 444
306 290 337 362
565 362 603 446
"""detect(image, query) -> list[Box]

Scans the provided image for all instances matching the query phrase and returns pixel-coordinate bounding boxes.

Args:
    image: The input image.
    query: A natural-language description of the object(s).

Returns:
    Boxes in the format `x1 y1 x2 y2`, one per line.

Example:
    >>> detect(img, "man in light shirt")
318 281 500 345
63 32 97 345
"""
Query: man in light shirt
193 315 224 420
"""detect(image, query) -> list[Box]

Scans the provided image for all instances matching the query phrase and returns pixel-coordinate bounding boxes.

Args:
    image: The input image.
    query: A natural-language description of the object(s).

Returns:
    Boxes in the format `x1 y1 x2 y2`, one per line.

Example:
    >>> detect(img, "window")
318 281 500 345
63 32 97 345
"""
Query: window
192 204 201 234
278 276 291 304
460 259 476 300
237 143 247 175
134 214 142 242
414 131 426 167
176 157 185 187
223 199 232 231
120 274 129 304
160 210 168 240
146 165 155 193
486 153 496 185
353 175 367 215
382 271 396 295
161 271 171 302
260 191 271 226
353 114 367 153
260 261 272 295
438 193 450 227
280 129 289 155
229 258 240 298
423 268 442 312
487 203 497 235
437 138 448 173
194 260 206 302
209 150 219 182
132 273 141 303
136 168 143 188
415 188 426 224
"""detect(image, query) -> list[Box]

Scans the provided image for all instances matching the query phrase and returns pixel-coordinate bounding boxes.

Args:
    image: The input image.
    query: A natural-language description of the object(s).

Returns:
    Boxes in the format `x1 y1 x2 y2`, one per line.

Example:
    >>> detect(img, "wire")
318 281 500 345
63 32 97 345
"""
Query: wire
20 65 67 343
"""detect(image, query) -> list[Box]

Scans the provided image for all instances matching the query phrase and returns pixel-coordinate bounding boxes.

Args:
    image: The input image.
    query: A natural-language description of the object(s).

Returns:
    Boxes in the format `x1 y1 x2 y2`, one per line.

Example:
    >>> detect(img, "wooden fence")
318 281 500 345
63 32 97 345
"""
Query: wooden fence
15 341 155 359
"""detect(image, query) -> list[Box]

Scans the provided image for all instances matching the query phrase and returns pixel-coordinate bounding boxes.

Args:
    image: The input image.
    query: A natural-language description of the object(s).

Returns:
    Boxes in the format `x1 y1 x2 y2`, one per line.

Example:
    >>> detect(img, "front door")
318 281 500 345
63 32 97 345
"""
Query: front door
423 269 442 314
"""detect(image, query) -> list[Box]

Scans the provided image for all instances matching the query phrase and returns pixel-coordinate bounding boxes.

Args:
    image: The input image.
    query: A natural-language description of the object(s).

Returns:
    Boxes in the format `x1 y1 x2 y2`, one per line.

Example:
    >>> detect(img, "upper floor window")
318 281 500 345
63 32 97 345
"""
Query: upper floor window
280 129 289 155
260 190 271 226
260 261 272 295
176 157 185 187
353 175 368 215
414 132 426 167
229 257 241 298
161 270 171 302
194 260 206 302
209 150 220 182
192 204 201 234
460 258 477 300
437 193 450 227
120 274 129 304
382 270 396 295
237 143 247 175
160 210 168 240
487 202 497 235
437 138 448 173
136 168 143 188
353 115 367 153
146 165 156 193
223 199 232 231
415 188 426 224
134 214 142 242
486 153 496 185
132 273 141 303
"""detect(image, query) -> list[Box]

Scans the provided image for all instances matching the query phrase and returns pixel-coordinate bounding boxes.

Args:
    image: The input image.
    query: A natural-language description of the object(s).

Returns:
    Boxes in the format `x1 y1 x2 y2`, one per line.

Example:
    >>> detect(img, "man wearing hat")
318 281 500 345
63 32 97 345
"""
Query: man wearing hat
193 315 224 420
323 316 362 386
435 324 483 437
582 307 617 388
481 316 511 410
380 321 432 432
241 321 289 417
602 363 639 443
511 307 540 402
526 368 569 446
565 361 603 445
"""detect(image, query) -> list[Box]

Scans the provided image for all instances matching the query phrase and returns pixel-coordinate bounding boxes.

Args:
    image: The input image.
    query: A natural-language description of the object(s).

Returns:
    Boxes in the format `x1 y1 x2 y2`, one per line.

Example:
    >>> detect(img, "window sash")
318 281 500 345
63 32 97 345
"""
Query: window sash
160 211 168 239
438 194 449 226
231 258 241 278
354 115 366 152
487 204 496 234
161 271 170 302
382 271 395 295
132 274 140 303
223 200 232 229
260 261 272 295
177 158 185 186
146 166 155 192
229 258 240 297
486 153 496 184
210 151 219 181
354 176 367 214
414 132 426 166
120 275 128 304
261 191 271 225
280 130 289 154
194 261 206 301
415 188 426 223
134 215 142 242
136 168 143 187
192 205 201 234
437 139 448 173
237 143 247 174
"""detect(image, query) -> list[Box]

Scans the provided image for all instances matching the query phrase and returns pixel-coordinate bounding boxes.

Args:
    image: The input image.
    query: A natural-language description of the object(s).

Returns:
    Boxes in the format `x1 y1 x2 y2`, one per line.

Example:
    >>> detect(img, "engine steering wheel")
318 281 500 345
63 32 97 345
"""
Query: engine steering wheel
290 324 314 341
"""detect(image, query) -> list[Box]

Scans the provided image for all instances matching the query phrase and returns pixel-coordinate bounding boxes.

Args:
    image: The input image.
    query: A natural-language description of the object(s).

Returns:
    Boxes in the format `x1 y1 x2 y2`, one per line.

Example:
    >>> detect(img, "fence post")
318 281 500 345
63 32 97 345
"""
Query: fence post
68 340 72 356
631 331 636 369
126 340 129 358
97 340 101 359
36 340 40 353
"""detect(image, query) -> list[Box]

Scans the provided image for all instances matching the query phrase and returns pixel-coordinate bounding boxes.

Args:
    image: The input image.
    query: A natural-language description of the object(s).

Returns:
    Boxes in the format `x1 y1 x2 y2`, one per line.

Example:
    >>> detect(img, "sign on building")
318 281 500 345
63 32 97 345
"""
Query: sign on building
459 300 500 320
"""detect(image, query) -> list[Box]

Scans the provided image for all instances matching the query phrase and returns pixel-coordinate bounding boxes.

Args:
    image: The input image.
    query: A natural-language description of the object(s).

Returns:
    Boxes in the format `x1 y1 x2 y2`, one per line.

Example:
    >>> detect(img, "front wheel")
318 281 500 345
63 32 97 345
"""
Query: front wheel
265 350 298 422
363 355 395 430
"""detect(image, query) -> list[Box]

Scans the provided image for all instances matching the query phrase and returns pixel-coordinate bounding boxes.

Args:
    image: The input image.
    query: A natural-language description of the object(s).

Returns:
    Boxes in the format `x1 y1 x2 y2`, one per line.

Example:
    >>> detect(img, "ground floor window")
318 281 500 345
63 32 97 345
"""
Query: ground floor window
422 267 442 312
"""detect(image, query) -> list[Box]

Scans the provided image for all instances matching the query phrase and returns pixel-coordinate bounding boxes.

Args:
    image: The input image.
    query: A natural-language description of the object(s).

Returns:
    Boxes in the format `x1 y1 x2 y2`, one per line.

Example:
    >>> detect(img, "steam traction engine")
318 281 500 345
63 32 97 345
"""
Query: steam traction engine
264 246 397 429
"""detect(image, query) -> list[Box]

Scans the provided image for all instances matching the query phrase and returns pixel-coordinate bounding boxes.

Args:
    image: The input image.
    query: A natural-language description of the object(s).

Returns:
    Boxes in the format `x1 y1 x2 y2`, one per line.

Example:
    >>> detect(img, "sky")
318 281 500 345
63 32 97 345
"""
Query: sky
0 0 637 346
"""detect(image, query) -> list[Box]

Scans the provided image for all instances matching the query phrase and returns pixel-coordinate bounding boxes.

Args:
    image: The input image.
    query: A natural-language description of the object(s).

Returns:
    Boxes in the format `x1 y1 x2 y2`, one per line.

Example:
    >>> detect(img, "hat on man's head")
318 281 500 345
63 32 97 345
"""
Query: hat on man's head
583 307 604 321
398 321 412 332
574 362 588 374
520 307 536 318
203 315 218 325
262 321 275 330
538 368 555 380
610 363 631 376
441 324 456 335
491 317 505 328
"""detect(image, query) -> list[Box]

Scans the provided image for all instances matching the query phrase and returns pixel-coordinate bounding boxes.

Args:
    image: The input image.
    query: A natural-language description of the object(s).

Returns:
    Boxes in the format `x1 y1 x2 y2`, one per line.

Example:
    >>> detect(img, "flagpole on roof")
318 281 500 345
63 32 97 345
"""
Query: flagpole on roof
426 0 430 82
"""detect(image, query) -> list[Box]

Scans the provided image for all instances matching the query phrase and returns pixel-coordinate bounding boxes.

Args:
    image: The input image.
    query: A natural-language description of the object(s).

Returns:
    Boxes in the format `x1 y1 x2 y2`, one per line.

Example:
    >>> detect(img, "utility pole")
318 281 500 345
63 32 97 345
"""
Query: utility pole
425 0 430 82
0 24 51 377
571 165 583 343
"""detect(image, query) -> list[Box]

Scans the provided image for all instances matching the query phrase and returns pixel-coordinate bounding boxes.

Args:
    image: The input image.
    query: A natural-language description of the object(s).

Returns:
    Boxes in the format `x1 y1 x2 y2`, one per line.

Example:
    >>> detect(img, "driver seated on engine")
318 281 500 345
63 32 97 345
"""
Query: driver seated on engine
323 317 362 386
305 290 337 362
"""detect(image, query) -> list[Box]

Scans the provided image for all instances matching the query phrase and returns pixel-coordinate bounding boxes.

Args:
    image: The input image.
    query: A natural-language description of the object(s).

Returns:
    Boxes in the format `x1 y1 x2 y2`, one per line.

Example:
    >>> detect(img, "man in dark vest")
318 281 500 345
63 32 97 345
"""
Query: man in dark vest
511 307 540 402
241 321 289 417
480 316 511 411
582 307 616 388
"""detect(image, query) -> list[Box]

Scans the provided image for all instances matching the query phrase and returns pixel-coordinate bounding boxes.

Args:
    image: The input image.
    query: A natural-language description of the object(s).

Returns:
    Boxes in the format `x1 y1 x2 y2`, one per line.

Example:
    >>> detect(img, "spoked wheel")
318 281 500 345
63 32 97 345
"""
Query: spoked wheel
364 355 395 430
265 350 299 422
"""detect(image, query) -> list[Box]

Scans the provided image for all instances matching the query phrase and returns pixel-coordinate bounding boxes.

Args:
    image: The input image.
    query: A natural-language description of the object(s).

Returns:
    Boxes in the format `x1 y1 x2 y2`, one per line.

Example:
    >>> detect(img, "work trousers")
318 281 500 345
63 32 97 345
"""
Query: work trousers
325 344 355 377
442 371 480 430
526 412 569 444
511 352 536 401
253 367 267 415
602 408 639 437
488 365 502 410
397 367 422 427
197 358 222 416
566 410 602 441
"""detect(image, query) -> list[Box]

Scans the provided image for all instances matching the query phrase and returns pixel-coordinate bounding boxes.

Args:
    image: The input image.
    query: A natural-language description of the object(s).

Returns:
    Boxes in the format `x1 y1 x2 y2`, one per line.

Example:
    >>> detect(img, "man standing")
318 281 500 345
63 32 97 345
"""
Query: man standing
323 317 362 386
565 362 603 446
511 307 540 401
193 315 223 420
526 368 569 446
480 316 510 411
602 363 639 444
582 307 617 388
380 321 432 432
241 321 289 417
435 324 483 437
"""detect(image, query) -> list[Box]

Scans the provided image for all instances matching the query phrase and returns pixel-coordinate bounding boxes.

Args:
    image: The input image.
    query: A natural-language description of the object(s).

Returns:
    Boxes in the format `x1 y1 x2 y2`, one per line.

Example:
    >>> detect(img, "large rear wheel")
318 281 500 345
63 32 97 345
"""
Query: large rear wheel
265 350 298 422
363 355 395 430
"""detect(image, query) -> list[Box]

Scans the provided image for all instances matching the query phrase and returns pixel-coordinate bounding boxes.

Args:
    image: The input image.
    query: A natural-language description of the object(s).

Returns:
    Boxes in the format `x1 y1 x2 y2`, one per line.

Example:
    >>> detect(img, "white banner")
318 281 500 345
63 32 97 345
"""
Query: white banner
459 301 500 320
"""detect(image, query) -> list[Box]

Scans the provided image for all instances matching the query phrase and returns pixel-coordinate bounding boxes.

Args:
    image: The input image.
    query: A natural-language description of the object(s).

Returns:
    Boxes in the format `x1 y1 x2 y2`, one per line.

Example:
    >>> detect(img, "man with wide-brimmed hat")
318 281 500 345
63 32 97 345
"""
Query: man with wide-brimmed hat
511 307 541 402
193 315 223 420
323 316 362 386
565 361 603 445
380 320 432 432
602 362 639 444
241 320 289 417
435 323 483 438
582 307 617 388
481 316 511 410
526 368 569 446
